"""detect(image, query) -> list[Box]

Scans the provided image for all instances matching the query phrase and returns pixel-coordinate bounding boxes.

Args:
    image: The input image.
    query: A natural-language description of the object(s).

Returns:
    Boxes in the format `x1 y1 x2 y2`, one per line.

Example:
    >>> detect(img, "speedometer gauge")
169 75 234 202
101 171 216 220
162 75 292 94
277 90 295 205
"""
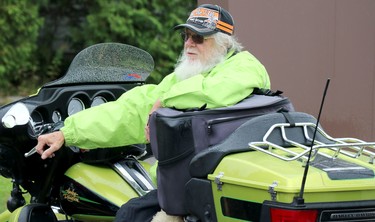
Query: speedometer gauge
67 98 85 116
91 96 107 107
52 110 62 123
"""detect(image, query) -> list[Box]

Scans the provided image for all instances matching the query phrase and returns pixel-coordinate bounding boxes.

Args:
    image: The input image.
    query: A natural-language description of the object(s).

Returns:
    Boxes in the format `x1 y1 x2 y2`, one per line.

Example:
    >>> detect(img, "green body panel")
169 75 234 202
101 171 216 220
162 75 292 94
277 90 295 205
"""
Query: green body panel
64 161 149 207
0 211 11 222
7 208 21 222
209 149 375 221
69 214 114 221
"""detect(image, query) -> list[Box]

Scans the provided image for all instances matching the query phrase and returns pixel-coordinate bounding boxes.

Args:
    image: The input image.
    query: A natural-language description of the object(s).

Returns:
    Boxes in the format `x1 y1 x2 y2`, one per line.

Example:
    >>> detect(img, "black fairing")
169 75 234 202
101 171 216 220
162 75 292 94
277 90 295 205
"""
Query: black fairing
0 83 135 192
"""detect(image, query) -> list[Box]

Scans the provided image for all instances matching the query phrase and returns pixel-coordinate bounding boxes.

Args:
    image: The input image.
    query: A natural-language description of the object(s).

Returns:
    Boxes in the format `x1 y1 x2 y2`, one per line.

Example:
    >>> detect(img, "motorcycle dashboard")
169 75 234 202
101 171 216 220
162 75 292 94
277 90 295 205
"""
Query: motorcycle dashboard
28 83 137 128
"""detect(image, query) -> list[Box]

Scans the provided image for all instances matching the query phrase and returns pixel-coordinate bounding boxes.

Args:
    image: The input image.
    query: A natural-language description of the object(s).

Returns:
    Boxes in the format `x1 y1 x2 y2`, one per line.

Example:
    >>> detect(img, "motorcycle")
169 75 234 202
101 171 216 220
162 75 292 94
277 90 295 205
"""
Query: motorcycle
1 42 375 222
0 43 155 222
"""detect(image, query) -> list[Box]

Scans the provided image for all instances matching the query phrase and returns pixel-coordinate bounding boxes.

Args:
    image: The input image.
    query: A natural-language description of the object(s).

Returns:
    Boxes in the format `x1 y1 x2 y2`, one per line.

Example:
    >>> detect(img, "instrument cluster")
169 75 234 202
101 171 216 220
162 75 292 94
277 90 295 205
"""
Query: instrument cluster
66 96 108 118
57 95 108 122
29 88 122 128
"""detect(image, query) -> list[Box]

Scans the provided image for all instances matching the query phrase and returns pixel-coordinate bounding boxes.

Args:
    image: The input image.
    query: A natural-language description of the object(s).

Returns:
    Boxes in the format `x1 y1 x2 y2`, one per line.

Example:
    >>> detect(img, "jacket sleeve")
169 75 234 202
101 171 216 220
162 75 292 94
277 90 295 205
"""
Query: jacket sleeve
160 51 270 109
61 84 160 149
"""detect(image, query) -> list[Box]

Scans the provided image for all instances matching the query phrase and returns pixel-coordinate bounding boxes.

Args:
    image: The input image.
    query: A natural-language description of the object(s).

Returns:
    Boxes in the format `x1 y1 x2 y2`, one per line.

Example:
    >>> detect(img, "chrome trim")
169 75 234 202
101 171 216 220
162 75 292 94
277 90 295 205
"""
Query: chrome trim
113 159 155 196
249 122 375 164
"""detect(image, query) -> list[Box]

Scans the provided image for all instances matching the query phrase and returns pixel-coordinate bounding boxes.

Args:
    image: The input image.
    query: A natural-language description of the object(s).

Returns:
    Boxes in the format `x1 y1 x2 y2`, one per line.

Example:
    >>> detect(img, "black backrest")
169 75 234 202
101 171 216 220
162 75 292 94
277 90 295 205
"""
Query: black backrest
189 112 332 178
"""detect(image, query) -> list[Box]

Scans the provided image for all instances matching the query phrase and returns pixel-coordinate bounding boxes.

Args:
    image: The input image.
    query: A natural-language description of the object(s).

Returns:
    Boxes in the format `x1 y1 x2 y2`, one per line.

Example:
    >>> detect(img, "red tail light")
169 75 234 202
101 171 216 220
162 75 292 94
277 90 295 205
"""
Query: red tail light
270 208 318 222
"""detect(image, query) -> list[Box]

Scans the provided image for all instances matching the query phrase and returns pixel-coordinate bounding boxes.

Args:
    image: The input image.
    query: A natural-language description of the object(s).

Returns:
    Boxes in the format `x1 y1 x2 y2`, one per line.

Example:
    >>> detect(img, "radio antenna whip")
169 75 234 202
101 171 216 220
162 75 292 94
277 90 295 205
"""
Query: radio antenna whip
294 78 331 205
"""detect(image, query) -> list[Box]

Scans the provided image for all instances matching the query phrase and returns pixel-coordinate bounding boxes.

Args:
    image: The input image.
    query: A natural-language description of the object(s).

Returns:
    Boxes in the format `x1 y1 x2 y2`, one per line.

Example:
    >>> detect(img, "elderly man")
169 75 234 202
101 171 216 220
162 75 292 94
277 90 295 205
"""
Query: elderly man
36 3 270 222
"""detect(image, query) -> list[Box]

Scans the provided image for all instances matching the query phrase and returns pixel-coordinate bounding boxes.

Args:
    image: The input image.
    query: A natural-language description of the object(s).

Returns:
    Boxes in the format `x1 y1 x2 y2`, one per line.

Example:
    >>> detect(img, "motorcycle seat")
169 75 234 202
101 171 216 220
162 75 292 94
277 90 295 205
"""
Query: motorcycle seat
189 112 331 178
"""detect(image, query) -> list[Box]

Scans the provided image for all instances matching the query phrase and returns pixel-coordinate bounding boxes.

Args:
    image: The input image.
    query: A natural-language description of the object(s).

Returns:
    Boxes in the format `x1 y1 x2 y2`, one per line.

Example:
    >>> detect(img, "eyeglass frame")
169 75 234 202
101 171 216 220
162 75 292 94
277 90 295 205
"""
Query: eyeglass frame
180 31 213 44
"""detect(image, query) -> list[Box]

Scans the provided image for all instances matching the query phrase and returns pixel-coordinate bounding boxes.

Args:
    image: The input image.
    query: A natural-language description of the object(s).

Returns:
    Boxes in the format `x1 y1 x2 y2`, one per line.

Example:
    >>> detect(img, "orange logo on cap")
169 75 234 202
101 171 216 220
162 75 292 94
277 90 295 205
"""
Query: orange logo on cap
188 7 233 35
188 8 219 30
190 8 219 20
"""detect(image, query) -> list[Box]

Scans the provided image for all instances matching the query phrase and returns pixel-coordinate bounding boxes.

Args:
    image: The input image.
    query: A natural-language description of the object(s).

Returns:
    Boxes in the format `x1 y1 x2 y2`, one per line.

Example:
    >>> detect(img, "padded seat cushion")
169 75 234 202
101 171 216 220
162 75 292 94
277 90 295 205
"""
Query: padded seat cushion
189 112 332 178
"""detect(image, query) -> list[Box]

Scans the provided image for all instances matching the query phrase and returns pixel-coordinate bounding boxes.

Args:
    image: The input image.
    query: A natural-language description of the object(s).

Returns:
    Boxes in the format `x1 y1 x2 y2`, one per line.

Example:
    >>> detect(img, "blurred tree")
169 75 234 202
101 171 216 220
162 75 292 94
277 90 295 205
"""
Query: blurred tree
0 0 43 95
69 0 196 83
0 0 196 95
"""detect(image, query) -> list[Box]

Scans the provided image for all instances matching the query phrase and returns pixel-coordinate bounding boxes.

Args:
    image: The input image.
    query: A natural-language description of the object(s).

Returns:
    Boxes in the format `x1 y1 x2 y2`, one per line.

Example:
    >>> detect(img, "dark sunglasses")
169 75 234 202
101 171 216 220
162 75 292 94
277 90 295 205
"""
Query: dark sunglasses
180 32 210 44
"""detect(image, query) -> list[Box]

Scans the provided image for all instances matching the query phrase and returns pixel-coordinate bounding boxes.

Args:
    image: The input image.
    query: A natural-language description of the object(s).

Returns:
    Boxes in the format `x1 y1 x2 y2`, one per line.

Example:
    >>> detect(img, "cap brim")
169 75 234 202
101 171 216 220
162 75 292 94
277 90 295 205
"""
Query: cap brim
174 24 217 36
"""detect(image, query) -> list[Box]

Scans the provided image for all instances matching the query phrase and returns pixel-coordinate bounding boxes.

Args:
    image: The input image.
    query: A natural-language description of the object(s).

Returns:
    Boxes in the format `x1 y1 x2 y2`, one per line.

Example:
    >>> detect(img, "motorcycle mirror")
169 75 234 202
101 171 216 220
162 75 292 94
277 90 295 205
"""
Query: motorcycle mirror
1 102 30 128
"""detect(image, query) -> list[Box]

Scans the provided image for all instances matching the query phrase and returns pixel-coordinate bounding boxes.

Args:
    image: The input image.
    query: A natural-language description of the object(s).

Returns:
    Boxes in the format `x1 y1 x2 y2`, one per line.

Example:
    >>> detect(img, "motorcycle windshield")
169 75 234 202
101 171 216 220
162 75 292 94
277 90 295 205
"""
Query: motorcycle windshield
44 43 154 87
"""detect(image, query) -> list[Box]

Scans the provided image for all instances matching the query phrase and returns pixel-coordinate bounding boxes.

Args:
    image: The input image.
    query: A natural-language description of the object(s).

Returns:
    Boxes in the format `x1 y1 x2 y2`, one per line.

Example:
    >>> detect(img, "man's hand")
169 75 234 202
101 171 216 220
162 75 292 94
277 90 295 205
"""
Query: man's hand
36 131 65 159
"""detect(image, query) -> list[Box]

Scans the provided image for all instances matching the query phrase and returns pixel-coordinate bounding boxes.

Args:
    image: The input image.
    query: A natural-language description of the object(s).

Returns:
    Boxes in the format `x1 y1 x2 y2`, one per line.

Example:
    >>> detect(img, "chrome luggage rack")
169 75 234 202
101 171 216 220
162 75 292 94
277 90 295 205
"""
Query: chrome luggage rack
248 122 375 164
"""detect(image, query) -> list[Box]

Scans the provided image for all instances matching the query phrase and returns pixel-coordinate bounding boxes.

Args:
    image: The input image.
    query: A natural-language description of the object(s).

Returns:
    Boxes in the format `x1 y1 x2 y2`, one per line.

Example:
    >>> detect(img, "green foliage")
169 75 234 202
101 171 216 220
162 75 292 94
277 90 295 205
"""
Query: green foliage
0 0 43 94
70 0 195 83
0 0 196 96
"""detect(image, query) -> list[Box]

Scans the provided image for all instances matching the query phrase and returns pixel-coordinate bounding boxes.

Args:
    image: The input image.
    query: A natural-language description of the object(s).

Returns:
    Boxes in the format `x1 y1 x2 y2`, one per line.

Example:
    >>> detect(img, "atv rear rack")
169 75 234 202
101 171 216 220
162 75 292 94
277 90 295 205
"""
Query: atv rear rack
248 122 375 164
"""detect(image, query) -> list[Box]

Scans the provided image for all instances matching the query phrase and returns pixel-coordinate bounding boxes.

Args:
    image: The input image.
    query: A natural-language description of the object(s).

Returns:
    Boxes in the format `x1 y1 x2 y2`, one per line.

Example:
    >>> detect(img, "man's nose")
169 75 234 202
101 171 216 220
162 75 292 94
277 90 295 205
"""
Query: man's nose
185 35 196 45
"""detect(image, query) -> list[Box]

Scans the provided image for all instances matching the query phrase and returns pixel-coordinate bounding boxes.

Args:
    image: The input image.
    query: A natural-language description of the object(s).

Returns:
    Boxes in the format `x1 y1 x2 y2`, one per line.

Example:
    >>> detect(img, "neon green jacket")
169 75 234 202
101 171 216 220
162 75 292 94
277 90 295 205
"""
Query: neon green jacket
61 50 270 149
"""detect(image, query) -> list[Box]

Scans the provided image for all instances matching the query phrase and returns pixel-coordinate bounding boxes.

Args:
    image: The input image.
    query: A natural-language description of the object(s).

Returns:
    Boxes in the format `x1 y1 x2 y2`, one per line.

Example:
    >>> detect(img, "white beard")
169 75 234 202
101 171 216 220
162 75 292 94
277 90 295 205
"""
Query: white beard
174 46 226 81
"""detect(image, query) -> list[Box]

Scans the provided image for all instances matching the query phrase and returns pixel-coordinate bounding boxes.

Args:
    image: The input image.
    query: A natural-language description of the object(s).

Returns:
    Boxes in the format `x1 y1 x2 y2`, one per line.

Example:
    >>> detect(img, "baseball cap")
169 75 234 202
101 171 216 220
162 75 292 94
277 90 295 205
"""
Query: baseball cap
174 4 234 36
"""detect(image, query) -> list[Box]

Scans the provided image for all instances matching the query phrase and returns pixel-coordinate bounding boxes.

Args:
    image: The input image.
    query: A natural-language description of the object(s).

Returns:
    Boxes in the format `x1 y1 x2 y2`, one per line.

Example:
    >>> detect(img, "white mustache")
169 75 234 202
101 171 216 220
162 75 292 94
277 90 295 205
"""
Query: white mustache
185 48 198 54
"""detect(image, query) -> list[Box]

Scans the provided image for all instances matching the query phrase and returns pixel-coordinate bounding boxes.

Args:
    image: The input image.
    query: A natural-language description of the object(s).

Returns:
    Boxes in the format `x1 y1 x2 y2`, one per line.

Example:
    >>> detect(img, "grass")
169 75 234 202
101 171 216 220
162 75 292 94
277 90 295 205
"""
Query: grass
0 177 12 213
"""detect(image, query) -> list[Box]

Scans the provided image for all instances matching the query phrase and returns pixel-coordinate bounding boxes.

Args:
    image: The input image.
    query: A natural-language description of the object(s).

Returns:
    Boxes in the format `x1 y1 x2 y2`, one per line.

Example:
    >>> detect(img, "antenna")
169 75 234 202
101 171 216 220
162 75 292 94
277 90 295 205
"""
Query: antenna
294 78 331 205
